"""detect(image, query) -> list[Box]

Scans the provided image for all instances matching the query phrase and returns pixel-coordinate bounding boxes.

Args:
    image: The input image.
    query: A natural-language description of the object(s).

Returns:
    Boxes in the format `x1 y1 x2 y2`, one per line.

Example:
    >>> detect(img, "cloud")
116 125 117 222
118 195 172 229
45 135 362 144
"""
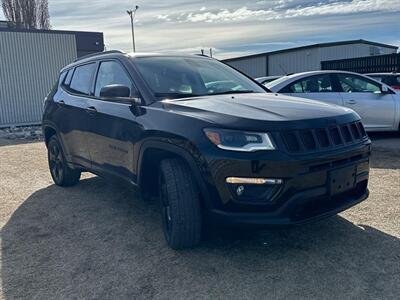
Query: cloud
285 0 400 17
183 7 273 23
167 0 400 23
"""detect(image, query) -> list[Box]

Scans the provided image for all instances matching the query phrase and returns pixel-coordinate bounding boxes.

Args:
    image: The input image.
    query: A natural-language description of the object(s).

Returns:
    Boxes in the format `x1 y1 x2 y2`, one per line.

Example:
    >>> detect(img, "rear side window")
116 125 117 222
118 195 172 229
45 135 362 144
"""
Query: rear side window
69 63 96 96
337 74 381 93
64 69 74 87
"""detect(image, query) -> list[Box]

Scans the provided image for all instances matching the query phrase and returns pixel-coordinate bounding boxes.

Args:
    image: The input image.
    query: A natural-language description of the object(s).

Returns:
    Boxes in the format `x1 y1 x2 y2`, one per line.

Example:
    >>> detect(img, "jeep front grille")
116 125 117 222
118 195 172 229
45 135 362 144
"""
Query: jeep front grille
280 121 368 153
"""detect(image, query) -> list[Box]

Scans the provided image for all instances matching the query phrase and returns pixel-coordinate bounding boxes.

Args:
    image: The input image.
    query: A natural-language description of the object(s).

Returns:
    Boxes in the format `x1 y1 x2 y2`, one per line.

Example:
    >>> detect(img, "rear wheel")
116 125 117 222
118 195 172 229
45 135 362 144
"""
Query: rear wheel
159 158 202 249
47 135 81 186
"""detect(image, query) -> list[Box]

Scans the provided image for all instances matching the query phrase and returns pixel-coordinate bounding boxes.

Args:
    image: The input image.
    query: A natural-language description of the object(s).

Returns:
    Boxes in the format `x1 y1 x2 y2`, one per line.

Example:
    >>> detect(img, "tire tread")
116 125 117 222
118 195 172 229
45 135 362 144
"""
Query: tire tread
160 158 202 249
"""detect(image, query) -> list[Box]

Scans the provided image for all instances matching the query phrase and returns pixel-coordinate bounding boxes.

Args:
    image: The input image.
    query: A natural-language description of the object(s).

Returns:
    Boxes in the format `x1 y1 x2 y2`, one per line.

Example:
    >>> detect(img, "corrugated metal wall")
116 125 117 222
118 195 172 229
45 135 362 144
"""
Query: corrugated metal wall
268 44 397 76
225 56 267 78
0 31 77 127
224 43 397 78
320 44 396 61
268 48 321 76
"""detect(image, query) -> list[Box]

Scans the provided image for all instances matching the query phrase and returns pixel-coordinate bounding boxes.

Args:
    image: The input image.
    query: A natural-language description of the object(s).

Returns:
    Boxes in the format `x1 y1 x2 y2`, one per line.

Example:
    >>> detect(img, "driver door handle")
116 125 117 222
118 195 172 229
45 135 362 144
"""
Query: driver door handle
346 99 357 105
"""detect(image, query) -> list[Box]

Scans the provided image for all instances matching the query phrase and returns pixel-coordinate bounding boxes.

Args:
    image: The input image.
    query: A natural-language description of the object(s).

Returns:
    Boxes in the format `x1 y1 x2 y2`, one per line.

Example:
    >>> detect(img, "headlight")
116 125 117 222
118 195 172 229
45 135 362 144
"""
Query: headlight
204 128 275 152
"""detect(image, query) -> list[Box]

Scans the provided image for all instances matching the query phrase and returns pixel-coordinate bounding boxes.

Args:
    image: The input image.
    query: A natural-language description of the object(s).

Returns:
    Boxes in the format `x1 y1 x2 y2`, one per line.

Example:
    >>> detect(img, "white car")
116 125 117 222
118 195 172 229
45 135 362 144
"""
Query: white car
255 76 281 85
266 71 400 132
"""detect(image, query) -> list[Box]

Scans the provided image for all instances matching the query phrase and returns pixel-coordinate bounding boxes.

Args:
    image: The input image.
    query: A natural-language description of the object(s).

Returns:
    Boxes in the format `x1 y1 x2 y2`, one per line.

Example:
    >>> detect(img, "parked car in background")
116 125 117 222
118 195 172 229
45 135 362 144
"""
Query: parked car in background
255 76 281 85
366 73 400 91
267 71 400 132
43 52 371 249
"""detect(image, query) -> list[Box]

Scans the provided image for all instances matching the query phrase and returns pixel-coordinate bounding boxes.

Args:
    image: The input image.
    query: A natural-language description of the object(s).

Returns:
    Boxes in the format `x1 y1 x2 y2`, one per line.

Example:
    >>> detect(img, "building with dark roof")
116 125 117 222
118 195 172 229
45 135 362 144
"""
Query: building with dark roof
222 39 398 78
0 24 104 127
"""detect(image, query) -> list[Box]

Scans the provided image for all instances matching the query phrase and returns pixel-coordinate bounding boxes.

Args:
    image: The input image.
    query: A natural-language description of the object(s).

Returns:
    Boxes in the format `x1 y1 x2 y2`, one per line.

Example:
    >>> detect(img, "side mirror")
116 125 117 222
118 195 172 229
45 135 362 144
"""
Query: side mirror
100 84 131 98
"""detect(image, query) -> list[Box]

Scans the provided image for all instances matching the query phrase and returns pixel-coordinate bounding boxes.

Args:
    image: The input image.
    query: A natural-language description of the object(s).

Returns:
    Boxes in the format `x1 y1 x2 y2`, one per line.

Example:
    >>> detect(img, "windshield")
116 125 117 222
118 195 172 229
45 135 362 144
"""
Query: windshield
134 56 267 100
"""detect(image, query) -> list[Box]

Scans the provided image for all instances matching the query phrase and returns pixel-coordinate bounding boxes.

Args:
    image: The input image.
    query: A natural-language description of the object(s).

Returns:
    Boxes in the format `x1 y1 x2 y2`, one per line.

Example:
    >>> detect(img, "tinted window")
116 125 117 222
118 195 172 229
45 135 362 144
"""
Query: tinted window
64 69 74 86
59 70 68 84
94 61 135 97
69 63 96 95
134 57 266 100
337 74 381 93
284 74 333 93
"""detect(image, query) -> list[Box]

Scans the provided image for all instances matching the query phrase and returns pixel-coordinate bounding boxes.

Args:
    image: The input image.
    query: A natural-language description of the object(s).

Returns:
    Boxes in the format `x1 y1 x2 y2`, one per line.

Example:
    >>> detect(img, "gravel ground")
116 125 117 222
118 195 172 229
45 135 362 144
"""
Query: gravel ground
0 134 399 299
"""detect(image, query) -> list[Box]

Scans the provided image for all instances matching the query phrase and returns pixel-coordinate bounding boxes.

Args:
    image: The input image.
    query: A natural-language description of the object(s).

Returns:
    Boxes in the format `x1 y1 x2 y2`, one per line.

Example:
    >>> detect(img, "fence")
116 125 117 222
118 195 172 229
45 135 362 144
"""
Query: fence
321 53 400 74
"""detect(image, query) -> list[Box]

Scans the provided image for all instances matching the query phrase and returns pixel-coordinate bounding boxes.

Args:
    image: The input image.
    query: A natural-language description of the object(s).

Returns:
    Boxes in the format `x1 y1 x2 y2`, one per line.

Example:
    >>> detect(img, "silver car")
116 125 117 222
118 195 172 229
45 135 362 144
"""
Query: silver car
267 71 400 132
255 76 281 85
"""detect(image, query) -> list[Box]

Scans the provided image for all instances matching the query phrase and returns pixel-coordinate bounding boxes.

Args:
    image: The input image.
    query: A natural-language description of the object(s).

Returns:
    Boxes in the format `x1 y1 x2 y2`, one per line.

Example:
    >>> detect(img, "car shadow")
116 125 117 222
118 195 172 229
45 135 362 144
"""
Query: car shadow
1 177 399 299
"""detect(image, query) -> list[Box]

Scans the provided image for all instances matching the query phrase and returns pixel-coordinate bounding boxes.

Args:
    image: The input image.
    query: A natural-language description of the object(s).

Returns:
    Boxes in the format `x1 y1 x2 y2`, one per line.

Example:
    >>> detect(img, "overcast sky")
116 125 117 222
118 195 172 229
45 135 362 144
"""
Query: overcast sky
1 0 399 59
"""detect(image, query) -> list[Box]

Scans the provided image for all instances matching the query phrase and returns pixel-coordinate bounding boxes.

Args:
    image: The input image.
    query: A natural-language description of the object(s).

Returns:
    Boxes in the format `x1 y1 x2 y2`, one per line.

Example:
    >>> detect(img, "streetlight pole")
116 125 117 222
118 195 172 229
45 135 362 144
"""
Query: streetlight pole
127 5 139 52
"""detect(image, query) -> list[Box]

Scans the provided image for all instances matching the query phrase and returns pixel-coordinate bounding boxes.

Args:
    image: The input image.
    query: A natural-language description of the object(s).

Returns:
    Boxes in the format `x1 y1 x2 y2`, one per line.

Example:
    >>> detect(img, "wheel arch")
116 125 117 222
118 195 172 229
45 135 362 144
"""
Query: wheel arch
42 123 74 169
137 141 212 208
43 125 57 146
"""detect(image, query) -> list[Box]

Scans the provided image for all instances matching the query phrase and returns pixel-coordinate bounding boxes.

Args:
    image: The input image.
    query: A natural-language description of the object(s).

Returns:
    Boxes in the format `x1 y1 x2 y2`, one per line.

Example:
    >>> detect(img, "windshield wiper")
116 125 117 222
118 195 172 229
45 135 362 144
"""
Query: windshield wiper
208 90 255 96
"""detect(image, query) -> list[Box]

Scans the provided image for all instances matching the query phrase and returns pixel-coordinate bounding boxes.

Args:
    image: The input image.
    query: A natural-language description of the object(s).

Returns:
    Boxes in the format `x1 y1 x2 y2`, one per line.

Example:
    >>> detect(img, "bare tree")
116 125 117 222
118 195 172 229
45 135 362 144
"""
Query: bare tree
38 0 50 29
1 0 51 29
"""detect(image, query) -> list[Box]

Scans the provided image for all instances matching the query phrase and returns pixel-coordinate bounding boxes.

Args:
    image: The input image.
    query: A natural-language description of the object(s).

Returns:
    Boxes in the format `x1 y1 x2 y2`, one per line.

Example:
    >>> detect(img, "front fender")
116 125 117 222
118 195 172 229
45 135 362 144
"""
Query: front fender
137 139 213 209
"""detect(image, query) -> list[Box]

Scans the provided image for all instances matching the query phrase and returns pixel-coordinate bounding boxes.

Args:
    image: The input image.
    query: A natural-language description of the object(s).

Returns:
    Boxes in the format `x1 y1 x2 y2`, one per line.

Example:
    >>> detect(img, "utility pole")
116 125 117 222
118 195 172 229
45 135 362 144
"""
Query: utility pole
127 5 139 52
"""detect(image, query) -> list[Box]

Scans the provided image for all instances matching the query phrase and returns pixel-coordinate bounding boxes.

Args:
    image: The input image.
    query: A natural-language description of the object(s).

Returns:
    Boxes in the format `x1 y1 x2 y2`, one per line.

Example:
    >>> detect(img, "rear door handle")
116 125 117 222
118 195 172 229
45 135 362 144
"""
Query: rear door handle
58 100 65 105
86 106 97 113
346 99 357 105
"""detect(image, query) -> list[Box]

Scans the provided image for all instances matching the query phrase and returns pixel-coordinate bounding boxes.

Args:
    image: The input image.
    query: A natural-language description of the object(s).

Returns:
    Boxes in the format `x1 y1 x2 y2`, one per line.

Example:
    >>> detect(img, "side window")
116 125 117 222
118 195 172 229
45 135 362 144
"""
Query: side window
64 69 74 87
289 82 304 93
69 63 96 96
285 74 333 93
94 61 135 97
337 74 381 93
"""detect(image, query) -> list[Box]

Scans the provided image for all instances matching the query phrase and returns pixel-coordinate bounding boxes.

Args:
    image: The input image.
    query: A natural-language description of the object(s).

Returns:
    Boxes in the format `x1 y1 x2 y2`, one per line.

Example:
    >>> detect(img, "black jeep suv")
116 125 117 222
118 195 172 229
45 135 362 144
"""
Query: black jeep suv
43 51 371 249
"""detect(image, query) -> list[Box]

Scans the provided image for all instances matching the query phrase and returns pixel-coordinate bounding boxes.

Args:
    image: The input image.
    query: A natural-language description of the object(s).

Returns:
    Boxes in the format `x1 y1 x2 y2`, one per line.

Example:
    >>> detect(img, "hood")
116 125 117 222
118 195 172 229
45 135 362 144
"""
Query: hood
162 93 354 122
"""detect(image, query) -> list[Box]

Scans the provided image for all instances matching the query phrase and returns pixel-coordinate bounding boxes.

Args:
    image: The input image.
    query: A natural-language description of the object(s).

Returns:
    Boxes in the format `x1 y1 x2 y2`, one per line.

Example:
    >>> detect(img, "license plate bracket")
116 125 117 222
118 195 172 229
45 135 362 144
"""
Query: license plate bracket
329 165 356 196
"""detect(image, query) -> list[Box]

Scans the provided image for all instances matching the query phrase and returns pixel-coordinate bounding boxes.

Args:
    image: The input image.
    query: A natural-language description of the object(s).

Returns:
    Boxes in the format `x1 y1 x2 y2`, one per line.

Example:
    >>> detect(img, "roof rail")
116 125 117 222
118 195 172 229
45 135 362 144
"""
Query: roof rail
74 50 126 62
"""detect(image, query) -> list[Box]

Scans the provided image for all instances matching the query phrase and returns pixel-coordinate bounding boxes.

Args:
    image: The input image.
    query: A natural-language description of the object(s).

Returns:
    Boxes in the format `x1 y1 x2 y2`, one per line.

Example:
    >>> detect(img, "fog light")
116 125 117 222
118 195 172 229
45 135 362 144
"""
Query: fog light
226 177 283 185
236 185 245 196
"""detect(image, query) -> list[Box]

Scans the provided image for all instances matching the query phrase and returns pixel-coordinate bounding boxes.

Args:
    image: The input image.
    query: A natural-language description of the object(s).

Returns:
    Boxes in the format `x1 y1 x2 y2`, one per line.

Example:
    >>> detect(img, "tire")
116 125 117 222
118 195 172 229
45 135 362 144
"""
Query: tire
47 135 81 187
159 158 202 249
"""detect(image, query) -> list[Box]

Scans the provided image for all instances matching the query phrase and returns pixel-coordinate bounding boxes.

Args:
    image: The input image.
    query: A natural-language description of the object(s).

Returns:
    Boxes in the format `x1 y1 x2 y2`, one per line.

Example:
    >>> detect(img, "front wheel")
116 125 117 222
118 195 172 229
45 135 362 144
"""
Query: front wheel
47 135 81 187
159 158 202 249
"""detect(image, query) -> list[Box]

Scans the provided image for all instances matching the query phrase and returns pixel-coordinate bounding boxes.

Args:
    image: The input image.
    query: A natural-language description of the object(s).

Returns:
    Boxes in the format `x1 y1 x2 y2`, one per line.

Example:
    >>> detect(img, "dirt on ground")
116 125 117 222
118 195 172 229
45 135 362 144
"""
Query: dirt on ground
0 134 399 299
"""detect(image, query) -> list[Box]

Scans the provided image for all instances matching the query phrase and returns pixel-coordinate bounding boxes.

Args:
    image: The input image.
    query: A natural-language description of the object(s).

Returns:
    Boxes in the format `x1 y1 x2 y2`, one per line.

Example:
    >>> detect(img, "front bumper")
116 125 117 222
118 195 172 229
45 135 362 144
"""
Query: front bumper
208 187 369 226
202 140 371 226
